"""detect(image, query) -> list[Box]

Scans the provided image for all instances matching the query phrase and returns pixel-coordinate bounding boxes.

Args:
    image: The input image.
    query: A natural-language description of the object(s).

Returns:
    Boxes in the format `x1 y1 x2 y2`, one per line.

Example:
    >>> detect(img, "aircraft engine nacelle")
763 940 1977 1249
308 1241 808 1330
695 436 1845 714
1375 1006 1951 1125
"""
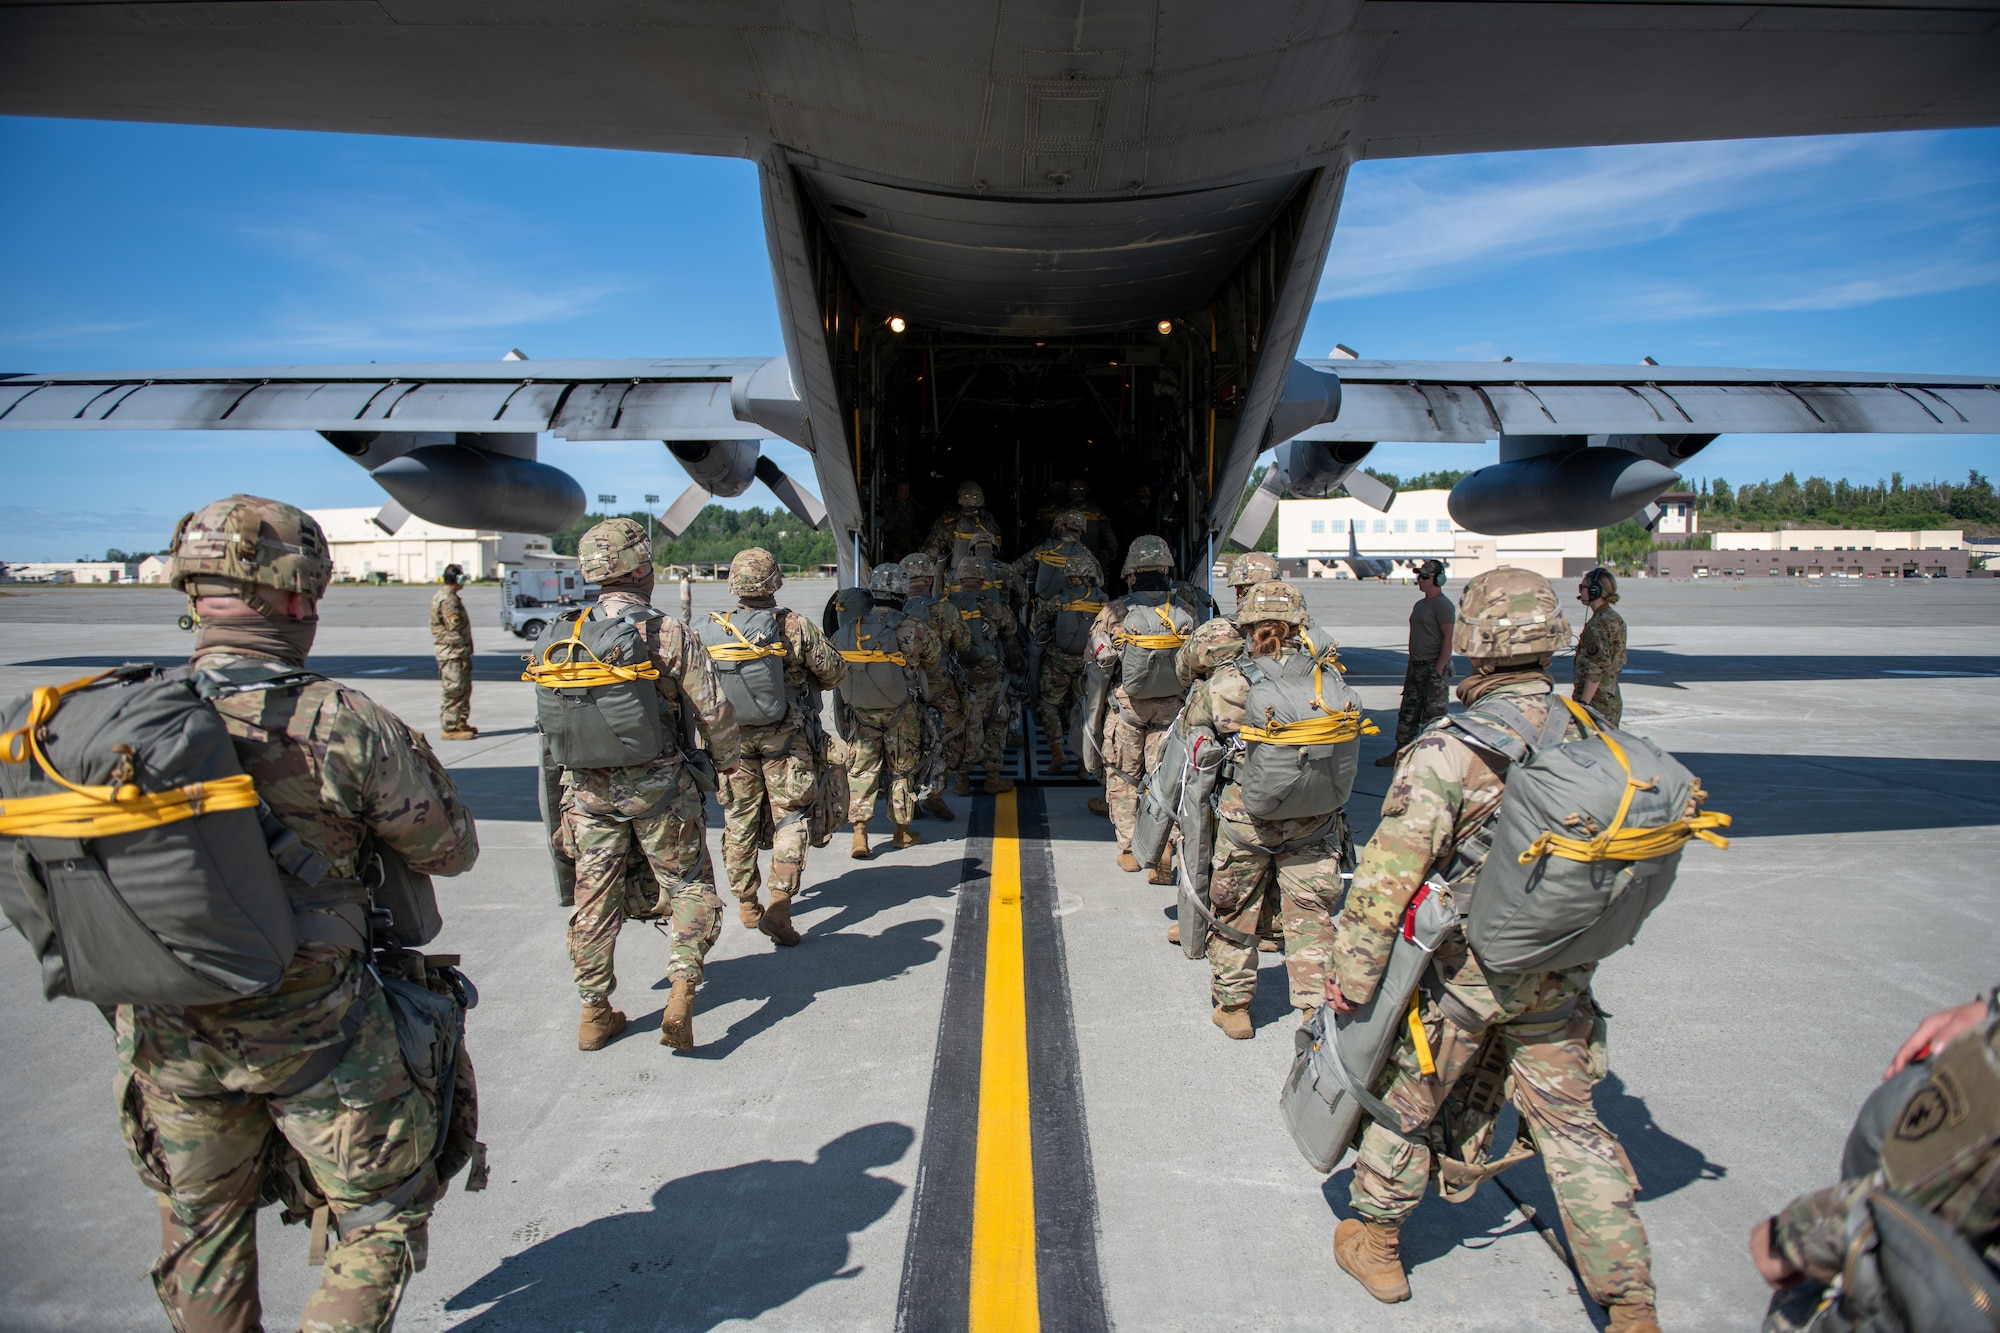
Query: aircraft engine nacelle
1283 439 1377 498
668 439 762 498
370 444 587 534
1448 446 1680 536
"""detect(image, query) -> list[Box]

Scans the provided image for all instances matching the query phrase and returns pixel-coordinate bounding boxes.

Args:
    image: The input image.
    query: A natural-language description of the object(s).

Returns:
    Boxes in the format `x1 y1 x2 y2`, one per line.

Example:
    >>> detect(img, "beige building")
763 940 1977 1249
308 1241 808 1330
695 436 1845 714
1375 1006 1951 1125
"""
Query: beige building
136 555 170 584
1278 490 1598 581
309 508 572 583
1 560 137 584
1710 528 1965 552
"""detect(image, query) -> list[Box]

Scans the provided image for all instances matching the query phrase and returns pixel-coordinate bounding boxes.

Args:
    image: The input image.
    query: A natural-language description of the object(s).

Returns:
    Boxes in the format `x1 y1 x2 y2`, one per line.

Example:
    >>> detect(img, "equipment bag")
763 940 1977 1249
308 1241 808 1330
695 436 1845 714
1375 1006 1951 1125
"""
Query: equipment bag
1235 648 1375 821
949 591 1001 666
1280 881 1462 1172
1049 592 1102 657
834 605 917 710
525 608 667 769
1116 596 1194 699
1171 727 1229 961
1454 695 1731 973
1030 540 1090 603
0 665 297 1006
1134 714 1210 867
699 607 792 728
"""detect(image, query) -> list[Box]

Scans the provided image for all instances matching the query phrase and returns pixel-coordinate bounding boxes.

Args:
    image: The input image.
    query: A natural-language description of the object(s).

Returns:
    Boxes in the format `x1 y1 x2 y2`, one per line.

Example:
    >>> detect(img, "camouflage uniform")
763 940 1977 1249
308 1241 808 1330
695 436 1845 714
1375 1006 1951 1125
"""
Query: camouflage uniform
1393 659 1450 752
126 495 480 1333
949 559 1021 783
842 575 942 827
1332 572 1651 1315
1182 636 1346 1011
428 581 473 733
1088 537 1203 854
903 553 970 780
1065 480 1120 576
714 554 845 906
567 585 741 999
1573 603 1628 728
921 481 1006 570
1028 551 1107 759
1174 552 1279 689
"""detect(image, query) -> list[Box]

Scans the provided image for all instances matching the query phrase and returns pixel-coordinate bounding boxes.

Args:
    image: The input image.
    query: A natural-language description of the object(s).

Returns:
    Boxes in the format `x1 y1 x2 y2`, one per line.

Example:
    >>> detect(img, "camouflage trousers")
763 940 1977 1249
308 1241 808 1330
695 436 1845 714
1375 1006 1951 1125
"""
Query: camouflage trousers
720 721 819 902
116 946 437 1333
1034 648 1087 753
436 652 471 731
569 778 722 1000
1349 950 1653 1310
958 669 1010 775
928 678 968 775
1393 659 1451 750
1103 695 1181 852
847 702 921 826
1205 814 1344 1009
1575 679 1624 728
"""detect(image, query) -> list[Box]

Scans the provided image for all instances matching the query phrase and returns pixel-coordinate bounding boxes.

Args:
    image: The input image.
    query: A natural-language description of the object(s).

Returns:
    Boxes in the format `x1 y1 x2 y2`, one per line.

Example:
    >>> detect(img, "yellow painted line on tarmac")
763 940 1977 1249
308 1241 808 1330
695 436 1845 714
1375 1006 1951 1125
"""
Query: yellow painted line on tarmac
969 789 1039 1332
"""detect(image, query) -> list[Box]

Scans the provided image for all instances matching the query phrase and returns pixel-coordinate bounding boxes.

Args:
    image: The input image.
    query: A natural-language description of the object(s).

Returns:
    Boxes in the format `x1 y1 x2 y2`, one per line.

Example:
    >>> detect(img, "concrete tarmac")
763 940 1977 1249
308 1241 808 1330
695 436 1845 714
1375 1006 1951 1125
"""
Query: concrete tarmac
1 576 1995 1330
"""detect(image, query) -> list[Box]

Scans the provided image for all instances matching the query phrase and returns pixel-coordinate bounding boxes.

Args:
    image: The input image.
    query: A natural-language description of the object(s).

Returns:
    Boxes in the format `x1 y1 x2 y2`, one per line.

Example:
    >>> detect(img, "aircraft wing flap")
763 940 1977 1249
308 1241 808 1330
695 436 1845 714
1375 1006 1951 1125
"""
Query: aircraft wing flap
550 380 759 441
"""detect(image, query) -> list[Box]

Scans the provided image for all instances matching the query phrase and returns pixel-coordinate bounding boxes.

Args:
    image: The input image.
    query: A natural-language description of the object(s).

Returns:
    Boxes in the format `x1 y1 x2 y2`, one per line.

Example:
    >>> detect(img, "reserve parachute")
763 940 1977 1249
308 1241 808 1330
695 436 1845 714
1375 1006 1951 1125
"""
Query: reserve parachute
834 604 918 710
526 607 667 769
699 607 792 727
1115 595 1194 698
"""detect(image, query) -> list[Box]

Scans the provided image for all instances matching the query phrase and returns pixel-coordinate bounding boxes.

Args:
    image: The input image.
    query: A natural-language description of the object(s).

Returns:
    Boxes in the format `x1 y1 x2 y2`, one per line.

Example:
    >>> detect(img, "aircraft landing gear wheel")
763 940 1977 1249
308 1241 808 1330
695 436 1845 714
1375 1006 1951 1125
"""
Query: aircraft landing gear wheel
176 613 197 632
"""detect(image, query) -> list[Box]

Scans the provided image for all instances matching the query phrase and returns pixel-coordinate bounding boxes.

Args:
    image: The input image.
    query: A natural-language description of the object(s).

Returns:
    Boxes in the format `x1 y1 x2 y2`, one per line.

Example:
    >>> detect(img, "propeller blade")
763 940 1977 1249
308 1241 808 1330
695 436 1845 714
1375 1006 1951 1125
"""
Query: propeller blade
372 500 411 535
1229 471 1284 550
1634 501 1664 532
1343 469 1397 513
755 455 828 530
658 483 712 540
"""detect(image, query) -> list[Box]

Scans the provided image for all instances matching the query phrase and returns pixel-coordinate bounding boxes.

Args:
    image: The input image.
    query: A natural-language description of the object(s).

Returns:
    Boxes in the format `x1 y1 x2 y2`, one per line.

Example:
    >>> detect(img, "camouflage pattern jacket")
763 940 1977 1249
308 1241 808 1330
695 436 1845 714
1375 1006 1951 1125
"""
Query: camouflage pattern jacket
1573 605 1627 687
1176 615 1245 689
194 649 479 882
1332 680 1597 1020
570 590 744 816
1087 585 1208 712
952 589 1022 678
921 507 1004 566
731 598 848 732
1029 583 1109 664
429 585 472 657
907 591 970 700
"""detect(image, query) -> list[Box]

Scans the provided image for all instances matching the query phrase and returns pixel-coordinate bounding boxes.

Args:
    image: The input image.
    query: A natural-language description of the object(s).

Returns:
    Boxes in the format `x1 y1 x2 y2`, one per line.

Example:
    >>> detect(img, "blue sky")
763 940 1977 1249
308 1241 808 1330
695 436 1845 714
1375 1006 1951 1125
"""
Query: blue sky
1 117 1995 559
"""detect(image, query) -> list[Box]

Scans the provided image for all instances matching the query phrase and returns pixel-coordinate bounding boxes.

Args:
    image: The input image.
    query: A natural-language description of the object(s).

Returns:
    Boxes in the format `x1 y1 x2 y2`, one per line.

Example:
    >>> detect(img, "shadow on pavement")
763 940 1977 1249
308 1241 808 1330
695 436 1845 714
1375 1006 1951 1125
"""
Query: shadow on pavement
448 766 543 822
1680 752 2000 836
799 860 971 937
442 1122 913 1332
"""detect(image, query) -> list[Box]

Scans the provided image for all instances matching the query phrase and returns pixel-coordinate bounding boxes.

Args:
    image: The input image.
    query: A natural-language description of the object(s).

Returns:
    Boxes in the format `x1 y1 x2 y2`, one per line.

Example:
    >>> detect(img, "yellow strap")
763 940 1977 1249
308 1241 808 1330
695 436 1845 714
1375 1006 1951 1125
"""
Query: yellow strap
1033 549 1069 568
1407 990 1437 1077
1516 696 1733 865
702 611 788 663
1113 603 1188 651
1239 708 1380 746
960 609 982 621
840 650 908 666
521 614 662 688
1059 599 1104 615
0 672 260 837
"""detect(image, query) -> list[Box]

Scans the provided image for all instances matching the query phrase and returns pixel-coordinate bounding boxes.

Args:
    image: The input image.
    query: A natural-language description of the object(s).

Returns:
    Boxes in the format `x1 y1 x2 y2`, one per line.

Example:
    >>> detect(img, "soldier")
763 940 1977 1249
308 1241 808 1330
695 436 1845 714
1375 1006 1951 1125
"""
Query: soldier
129 495 480 1330
1751 988 1999 1332
703 547 846 948
1182 581 1353 1038
971 530 1031 627
837 562 942 858
1573 566 1628 727
880 478 926 561
1376 558 1453 766
1088 535 1203 875
1175 551 1281 689
1067 478 1120 575
1027 545 1107 775
901 551 966 821
1013 508 1093 607
922 480 1005 570
1325 568 1659 1333
565 519 742 1052
948 555 1021 796
430 561 477 740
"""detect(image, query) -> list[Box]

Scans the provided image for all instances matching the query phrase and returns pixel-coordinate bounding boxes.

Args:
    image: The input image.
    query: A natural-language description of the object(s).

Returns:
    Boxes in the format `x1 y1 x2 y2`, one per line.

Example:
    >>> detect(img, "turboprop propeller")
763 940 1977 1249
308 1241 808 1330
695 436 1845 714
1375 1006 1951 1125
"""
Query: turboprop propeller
1229 438 1392 550
659 439 828 539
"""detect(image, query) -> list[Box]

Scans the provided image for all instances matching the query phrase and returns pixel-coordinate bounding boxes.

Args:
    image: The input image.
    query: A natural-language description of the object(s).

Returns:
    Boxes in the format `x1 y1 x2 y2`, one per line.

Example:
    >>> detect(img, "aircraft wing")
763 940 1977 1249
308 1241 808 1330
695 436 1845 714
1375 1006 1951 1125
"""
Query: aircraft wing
1294 360 2000 443
0 357 800 443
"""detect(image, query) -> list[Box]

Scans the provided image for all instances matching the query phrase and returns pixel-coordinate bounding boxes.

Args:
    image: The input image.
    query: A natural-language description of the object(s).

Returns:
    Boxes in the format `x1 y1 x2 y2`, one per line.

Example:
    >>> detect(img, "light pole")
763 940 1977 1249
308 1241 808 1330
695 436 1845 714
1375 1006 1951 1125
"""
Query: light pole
644 494 659 552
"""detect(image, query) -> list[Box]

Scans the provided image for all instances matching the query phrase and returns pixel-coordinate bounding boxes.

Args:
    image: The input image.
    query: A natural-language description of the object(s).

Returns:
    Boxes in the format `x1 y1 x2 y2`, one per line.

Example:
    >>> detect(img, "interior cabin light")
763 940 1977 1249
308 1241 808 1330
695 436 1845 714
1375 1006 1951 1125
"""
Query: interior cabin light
1156 319 1173 335
887 316 906 333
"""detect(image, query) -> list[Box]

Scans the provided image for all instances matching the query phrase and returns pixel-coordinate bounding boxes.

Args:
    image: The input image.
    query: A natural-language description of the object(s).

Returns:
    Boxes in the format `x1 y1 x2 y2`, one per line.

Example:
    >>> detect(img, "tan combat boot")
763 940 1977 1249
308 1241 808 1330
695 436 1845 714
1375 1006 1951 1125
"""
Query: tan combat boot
1212 1003 1253 1040
738 898 763 929
1606 1303 1662 1333
922 793 955 821
892 823 923 850
1259 936 1282 953
1166 921 1181 946
660 976 696 1050
1334 1218 1411 1303
1087 795 1110 816
952 772 972 797
1047 738 1070 774
1117 850 1141 873
761 865 804 947
850 822 873 860
578 999 627 1051
443 726 479 741
1147 848 1175 885
983 773 1015 795
1373 753 1397 768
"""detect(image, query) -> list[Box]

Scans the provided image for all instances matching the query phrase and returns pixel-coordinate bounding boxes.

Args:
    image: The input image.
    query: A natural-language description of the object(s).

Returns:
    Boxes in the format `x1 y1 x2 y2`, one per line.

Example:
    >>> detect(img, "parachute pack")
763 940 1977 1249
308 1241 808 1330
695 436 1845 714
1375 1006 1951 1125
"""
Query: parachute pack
1049 591 1102 657
1115 595 1194 698
950 591 1002 666
1232 641 1374 821
527 607 669 768
1029 539 1091 602
834 604 918 710
699 607 792 728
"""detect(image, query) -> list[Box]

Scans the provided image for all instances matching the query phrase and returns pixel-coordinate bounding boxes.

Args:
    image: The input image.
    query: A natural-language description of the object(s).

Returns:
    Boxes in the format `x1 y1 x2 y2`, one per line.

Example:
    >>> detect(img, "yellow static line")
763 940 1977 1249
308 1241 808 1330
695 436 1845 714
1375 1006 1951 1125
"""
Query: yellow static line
969 790 1038 1332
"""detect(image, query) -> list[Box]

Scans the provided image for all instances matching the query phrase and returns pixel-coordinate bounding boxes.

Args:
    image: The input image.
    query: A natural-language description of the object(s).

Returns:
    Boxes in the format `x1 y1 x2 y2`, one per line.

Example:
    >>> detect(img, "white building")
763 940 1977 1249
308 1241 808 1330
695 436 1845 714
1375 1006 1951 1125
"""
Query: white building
1654 491 1698 536
1277 490 1598 581
136 555 170 584
308 509 574 583
1711 528 1965 552
1 561 138 584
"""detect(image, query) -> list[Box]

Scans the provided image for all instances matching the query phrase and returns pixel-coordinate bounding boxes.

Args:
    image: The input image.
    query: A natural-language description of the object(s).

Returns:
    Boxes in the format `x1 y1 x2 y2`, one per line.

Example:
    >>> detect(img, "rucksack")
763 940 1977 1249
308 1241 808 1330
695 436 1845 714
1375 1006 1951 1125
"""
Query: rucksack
0 664 298 1005
699 607 792 728
527 607 668 769
1116 594 1194 699
1029 540 1090 602
834 604 917 710
1234 646 1374 820
946 515 1000 569
949 591 1001 666
1050 590 1103 656
1450 695 1730 973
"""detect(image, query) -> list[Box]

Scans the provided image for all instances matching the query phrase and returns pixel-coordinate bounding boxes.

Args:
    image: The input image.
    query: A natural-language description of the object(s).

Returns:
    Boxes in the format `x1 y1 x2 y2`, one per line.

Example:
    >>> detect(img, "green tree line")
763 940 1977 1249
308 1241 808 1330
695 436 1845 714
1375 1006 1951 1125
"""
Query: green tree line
551 506 836 568
1691 470 1997 530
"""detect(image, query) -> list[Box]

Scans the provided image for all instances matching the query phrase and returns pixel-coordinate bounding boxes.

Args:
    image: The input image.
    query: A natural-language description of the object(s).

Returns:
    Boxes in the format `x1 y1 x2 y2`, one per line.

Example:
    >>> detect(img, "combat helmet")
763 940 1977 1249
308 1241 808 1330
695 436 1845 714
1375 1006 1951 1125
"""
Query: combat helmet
577 517 652 584
954 555 996 586
869 562 911 597
1067 478 1093 503
1239 580 1307 627
168 495 333 601
1051 508 1088 540
901 551 939 586
956 480 986 509
1064 549 1103 586
1232 552 1280 588
1452 567 1573 663
1121 534 1175 577
728 547 784 598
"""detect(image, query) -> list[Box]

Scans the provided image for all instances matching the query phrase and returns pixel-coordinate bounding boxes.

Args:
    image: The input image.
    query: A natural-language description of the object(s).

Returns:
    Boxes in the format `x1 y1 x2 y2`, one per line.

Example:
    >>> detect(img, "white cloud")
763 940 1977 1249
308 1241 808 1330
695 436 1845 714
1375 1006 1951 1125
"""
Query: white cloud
1615 242 2000 321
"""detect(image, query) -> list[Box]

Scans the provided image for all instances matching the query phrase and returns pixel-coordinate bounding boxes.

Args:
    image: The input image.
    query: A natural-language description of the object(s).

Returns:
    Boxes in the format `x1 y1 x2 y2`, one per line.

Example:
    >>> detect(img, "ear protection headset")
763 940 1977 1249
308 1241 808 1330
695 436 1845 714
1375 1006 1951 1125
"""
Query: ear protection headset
1418 560 1446 588
1585 567 1608 600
